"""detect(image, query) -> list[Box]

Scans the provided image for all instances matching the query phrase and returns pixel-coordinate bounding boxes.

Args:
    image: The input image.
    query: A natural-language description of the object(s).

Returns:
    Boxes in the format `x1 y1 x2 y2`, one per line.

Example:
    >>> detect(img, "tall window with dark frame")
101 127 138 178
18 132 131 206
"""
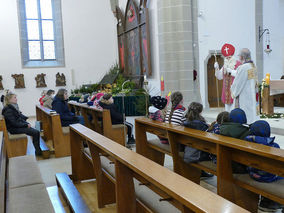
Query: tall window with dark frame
26 0 55 60
18 0 64 67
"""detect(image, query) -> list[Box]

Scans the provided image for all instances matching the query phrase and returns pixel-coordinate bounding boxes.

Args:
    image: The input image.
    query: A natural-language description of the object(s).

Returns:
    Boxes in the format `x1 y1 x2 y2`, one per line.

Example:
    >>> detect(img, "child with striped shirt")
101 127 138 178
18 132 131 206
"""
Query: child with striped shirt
165 91 186 125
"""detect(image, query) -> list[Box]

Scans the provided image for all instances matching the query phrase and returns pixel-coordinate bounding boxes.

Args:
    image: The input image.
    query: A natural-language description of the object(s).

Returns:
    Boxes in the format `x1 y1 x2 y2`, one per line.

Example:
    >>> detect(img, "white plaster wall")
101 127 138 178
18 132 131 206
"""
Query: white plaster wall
0 0 118 116
263 0 284 79
197 0 256 107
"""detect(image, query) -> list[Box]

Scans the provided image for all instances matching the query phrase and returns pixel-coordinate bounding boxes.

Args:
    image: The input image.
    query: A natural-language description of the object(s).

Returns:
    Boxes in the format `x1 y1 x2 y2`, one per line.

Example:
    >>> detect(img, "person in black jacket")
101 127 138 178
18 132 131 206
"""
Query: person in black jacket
52 89 84 127
2 92 42 156
99 94 135 144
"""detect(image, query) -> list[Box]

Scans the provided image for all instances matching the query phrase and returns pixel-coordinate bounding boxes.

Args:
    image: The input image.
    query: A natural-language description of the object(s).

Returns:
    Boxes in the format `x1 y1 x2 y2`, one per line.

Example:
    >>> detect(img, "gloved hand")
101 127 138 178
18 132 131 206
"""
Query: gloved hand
214 62 219 69
227 68 233 74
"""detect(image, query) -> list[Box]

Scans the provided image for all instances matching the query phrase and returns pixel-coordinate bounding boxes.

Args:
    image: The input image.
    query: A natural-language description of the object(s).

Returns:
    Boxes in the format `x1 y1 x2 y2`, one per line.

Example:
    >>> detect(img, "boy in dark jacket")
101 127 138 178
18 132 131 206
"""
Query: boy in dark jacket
52 89 84 127
220 108 250 173
2 92 42 155
99 94 135 144
220 108 251 139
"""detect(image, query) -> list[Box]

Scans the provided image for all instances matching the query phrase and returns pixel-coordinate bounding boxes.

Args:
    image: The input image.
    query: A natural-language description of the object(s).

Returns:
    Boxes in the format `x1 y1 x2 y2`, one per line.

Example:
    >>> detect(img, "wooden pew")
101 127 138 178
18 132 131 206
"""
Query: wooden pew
36 105 70 157
135 117 284 212
0 117 27 158
0 131 55 213
68 102 126 146
67 124 248 213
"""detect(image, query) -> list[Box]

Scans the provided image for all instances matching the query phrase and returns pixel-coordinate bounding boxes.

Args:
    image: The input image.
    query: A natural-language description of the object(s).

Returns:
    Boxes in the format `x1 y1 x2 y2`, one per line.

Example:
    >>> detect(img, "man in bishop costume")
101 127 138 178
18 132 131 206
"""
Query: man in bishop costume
230 48 259 124
214 43 242 112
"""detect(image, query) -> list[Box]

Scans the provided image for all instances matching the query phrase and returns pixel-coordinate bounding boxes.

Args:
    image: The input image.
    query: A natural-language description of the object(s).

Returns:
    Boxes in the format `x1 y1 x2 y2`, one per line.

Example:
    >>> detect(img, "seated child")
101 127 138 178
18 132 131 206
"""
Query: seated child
149 96 168 144
42 89 55 109
246 120 282 182
99 94 135 144
220 108 250 173
92 93 104 110
149 96 168 122
245 120 283 211
207 111 230 163
164 92 186 144
39 90 47 106
220 108 250 139
183 102 213 178
183 102 210 163
165 91 186 125
207 111 230 134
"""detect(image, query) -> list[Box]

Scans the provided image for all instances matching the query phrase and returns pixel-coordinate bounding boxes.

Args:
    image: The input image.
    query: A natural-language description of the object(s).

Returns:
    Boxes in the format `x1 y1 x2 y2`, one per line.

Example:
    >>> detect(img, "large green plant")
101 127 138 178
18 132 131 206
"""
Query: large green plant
111 74 136 95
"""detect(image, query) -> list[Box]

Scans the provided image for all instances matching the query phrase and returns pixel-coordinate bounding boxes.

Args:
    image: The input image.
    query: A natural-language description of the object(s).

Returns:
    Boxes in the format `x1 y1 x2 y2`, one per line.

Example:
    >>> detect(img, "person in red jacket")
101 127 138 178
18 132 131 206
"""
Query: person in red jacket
39 90 47 105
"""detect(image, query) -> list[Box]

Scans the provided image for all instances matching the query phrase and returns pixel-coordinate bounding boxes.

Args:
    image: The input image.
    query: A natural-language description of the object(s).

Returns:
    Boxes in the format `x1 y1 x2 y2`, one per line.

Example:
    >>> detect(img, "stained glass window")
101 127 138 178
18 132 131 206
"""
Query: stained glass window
18 0 65 67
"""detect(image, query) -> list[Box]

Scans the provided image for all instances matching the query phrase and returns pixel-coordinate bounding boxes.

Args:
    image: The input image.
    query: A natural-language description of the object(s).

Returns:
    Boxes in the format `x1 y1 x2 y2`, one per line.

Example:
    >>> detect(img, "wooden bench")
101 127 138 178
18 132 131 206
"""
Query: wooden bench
68 101 126 146
36 105 70 158
135 117 284 212
66 124 248 213
0 131 55 213
0 114 50 158
0 117 27 158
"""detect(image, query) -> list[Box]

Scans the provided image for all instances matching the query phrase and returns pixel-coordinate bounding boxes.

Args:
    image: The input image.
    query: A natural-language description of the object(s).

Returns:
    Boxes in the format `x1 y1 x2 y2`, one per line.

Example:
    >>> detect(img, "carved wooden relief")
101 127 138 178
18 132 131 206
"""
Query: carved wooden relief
35 73 47 88
12 74 25 89
56 72 66 86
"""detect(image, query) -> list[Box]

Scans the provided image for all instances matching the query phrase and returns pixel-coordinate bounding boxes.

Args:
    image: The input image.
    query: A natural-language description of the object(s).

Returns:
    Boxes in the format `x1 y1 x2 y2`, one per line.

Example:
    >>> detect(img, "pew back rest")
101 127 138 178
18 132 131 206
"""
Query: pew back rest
70 124 248 213
135 117 284 177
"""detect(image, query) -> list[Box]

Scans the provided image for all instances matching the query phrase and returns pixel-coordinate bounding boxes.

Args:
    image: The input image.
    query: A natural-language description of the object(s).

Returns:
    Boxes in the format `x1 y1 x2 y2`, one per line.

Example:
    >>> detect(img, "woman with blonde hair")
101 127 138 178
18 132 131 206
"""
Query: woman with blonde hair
2 92 42 156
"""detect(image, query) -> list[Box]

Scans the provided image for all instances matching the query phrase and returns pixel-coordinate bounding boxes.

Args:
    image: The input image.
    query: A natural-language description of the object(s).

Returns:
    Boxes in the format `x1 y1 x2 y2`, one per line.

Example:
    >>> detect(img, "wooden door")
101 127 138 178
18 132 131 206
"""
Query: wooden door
207 55 224 107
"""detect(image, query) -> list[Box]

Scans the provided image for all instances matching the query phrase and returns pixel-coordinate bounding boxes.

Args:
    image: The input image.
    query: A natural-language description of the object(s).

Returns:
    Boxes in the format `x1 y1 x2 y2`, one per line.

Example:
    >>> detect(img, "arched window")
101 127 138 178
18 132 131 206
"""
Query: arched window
18 0 65 67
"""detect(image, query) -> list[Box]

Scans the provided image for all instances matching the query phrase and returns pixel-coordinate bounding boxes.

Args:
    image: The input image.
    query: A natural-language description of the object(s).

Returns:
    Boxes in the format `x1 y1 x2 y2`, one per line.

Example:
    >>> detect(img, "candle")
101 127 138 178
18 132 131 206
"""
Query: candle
144 74 147 82
265 73 270 85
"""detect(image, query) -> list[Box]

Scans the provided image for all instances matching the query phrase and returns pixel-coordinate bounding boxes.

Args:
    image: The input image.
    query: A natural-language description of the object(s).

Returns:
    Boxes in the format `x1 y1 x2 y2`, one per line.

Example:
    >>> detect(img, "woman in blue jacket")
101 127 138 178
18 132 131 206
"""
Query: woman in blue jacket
52 89 84 127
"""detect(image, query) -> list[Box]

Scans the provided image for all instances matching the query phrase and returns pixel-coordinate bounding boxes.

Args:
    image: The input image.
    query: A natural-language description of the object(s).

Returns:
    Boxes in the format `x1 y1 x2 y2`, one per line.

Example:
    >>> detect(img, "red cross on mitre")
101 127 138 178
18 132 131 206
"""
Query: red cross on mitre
221 43 235 57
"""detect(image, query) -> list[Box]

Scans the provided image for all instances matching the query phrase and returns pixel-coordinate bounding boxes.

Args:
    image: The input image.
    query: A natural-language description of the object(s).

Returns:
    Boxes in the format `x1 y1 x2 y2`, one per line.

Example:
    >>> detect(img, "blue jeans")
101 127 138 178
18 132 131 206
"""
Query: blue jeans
76 115 85 125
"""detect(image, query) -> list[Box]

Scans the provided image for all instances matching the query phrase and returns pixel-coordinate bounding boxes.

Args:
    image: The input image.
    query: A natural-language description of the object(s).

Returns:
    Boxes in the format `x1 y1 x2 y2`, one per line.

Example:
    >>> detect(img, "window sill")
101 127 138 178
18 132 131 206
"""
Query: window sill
23 60 65 68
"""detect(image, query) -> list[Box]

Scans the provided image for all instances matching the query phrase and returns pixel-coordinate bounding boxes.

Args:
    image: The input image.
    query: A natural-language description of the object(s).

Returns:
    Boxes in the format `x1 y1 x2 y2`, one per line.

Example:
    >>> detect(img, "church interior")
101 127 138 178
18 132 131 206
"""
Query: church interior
0 0 284 212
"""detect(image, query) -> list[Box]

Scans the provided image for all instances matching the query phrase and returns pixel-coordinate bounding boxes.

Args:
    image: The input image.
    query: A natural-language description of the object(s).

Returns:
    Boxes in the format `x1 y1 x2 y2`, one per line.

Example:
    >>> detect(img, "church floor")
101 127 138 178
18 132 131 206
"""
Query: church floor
25 116 283 213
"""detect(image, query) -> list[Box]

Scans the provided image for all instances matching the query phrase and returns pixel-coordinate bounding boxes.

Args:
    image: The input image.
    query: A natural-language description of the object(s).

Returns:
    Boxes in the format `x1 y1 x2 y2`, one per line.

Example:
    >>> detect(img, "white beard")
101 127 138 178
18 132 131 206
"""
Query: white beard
223 57 237 70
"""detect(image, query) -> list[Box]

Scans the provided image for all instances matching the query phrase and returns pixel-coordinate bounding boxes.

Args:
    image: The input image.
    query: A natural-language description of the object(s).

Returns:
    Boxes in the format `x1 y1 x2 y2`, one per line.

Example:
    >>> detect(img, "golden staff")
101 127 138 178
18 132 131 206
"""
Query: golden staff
214 51 220 109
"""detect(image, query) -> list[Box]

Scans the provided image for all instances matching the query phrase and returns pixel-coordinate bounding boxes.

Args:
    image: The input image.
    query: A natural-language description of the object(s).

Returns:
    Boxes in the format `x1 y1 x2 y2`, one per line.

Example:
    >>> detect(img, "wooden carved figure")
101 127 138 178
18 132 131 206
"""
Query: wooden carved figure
56 72 66 86
12 74 25 89
0 75 3 90
35 73 47 88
